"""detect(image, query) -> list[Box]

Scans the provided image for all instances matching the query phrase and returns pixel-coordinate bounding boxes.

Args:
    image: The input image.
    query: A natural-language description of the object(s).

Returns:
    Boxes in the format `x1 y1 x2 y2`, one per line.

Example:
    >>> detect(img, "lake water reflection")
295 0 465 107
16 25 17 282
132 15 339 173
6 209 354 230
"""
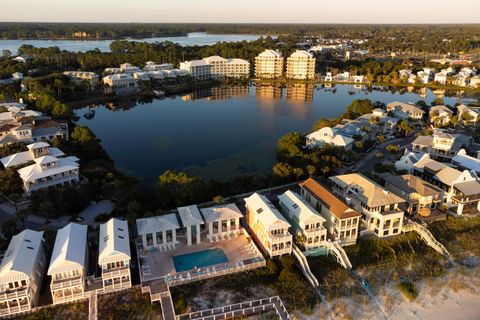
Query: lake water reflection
75 84 474 181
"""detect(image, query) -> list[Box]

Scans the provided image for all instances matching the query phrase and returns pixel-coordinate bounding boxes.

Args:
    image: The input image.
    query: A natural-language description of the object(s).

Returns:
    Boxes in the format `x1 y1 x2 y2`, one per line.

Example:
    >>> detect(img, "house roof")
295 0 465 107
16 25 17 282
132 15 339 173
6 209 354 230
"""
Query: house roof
430 105 452 114
454 180 480 196
382 174 442 198
1 147 64 168
289 50 314 59
329 173 405 208
99 218 131 265
136 213 180 236
413 154 447 172
200 203 243 223
452 149 480 172
387 101 425 115
178 205 204 227
244 192 290 230
277 190 326 225
18 156 79 182
27 142 50 150
434 166 462 185
299 178 361 219
48 223 87 275
258 49 282 58
0 230 44 283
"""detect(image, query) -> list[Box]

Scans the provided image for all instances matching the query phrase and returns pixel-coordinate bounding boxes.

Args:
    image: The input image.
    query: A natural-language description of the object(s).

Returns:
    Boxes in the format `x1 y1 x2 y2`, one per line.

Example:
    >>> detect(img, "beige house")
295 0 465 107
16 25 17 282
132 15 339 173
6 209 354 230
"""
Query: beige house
200 203 243 242
277 190 327 250
286 50 316 80
0 230 46 317
330 173 405 238
48 223 88 304
98 218 131 292
254 49 284 79
136 213 181 251
429 105 453 126
299 178 361 245
386 101 425 121
245 193 292 257
63 71 99 88
411 131 472 161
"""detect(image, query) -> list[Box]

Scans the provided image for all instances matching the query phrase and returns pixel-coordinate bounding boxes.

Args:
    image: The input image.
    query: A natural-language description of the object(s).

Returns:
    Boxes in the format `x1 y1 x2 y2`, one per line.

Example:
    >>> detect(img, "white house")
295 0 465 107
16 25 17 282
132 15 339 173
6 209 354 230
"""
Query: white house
277 190 327 250
434 72 448 85
395 149 422 173
457 104 480 126
178 205 205 246
1 142 64 169
102 74 138 92
429 105 453 126
245 193 292 257
411 131 472 161
17 154 80 194
136 213 181 251
0 230 46 317
386 101 425 121
48 223 88 304
330 173 405 238
306 127 354 150
200 203 243 242
98 218 131 292
452 149 480 174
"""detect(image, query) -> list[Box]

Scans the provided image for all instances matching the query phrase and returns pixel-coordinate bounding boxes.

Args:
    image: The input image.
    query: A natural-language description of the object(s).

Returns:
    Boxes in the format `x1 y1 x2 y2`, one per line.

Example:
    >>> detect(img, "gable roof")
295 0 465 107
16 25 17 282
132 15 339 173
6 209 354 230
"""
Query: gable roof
277 190 326 225
452 149 480 172
178 205 204 227
387 101 425 115
244 192 290 230
48 223 87 275
0 230 44 283
200 203 243 223
99 218 131 265
299 178 361 219
136 213 180 236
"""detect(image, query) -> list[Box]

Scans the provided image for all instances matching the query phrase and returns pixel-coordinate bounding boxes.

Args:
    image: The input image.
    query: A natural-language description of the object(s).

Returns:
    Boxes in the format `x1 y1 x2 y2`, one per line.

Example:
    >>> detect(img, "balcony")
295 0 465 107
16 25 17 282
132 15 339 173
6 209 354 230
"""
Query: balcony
102 266 130 280
51 276 83 290
0 287 28 300
0 303 30 316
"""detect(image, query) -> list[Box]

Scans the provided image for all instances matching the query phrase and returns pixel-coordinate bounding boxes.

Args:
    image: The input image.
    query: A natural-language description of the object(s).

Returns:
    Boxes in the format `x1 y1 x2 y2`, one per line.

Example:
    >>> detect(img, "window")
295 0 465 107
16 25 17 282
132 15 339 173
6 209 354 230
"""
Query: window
383 230 389 236
146 233 153 246
156 231 163 245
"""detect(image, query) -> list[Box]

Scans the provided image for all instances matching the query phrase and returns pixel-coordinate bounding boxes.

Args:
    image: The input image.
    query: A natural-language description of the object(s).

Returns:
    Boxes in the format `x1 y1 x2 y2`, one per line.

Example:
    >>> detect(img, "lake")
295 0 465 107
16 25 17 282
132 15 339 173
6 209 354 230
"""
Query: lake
0 32 264 54
74 84 473 181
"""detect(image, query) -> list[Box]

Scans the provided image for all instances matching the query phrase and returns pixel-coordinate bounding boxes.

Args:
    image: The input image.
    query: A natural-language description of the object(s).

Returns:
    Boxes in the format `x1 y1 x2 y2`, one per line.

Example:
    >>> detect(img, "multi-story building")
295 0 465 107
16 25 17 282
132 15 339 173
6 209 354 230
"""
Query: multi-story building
200 204 243 242
329 173 405 238
286 50 316 80
17 153 80 194
411 130 472 161
180 56 250 80
98 218 131 292
245 192 292 257
63 71 99 89
299 178 361 245
102 74 138 92
0 230 45 317
143 61 173 71
48 223 88 304
255 85 283 99
386 101 425 121
380 173 442 216
1 142 64 169
254 49 284 79
277 190 327 250
285 83 314 102
457 104 480 126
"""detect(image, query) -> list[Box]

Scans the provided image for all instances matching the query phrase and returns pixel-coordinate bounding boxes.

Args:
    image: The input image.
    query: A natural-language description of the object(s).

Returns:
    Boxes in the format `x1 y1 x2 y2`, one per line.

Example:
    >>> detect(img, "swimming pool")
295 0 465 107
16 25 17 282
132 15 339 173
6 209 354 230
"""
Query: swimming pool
172 248 228 272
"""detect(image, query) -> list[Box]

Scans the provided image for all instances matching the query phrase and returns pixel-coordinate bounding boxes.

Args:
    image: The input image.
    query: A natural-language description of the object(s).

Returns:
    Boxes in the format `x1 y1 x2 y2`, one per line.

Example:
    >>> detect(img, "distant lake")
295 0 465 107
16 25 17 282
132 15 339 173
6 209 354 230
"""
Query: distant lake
0 32 265 54
74 84 474 181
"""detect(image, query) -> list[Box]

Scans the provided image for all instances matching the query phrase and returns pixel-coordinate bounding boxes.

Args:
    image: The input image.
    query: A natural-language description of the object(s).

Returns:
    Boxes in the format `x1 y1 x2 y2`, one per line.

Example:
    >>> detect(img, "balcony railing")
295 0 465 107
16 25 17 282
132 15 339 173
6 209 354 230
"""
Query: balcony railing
102 267 130 280
51 276 83 290
0 303 31 316
0 287 29 300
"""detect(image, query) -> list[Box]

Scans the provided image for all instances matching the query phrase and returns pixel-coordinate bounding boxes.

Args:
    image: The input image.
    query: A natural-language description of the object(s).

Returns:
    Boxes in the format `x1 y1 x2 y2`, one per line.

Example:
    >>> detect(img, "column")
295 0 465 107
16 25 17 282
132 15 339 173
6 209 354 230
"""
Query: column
457 203 464 215
477 200 480 211
208 222 213 241
196 225 201 244
142 234 147 249
173 229 177 245
227 219 231 233
187 226 192 246
162 230 167 245
152 232 158 247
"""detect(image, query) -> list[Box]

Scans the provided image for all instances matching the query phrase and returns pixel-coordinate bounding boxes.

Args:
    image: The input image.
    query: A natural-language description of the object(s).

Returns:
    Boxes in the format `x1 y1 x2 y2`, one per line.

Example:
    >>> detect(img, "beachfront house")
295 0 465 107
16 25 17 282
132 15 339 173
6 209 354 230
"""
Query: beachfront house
136 213 181 251
200 204 243 242
48 223 88 304
330 173 405 238
299 178 361 245
178 205 205 246
98 218 132 292
0 230 46 317
380 173 443 216
277 190 327 250
245 192 292 257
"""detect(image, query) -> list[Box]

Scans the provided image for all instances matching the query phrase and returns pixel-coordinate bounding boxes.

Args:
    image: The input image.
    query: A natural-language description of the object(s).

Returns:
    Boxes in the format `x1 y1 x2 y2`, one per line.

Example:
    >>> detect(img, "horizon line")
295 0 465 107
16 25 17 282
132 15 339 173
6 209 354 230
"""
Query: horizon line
1 21 480 25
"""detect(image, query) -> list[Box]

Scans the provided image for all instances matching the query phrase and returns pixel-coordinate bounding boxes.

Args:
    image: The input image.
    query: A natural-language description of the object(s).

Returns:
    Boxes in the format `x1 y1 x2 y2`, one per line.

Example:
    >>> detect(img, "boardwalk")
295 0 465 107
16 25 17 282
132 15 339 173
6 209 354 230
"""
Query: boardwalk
176 296 291 320
160 294 176 320
88 291 98 320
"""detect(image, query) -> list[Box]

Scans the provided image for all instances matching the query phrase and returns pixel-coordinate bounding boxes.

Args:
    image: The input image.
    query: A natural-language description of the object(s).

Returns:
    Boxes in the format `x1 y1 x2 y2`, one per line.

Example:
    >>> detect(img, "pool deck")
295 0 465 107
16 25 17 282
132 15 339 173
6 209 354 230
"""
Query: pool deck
138 231 263 284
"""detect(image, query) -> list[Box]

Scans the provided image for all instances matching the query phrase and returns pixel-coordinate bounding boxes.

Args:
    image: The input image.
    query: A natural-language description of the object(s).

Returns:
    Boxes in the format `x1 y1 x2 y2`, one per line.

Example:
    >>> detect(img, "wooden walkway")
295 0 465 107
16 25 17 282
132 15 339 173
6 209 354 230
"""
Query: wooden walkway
176 296 291 320
88 291 98 320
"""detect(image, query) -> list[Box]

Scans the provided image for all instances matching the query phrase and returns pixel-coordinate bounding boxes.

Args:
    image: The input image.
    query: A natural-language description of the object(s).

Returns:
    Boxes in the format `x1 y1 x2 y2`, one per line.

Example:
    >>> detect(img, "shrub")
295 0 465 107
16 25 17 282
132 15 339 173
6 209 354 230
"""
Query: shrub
396 280 418 301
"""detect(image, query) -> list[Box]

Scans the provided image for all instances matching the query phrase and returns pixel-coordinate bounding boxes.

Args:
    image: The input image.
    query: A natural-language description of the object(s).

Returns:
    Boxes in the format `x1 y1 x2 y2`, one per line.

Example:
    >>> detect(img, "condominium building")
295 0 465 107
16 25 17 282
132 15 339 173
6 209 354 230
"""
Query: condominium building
285 83 314 102
0 230 46 317
200 204 243 242
277 190 327 250
380 173 443 216
98 218 132 292
386 101 425 121
299 178 361 245
254 49 284 79
330 173 405 238
180 56 250 80
245 192 292 257
17 153 80 194
63 71 99 88
48 223 88 304
286 50 316 80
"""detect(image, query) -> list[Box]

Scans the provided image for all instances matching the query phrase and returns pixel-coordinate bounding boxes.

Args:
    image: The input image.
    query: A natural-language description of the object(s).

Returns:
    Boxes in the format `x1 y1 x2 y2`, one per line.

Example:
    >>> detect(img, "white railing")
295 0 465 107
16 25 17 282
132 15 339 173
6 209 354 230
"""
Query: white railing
0 288 28 300
102 267 130 280
292 244 319 287
324 241 352 269
51 277 83 290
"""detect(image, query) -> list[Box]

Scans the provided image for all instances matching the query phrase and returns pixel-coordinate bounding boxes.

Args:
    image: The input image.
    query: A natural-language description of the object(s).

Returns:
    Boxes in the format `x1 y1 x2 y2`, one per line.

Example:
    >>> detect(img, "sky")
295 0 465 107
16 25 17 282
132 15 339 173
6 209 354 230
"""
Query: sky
1 0 479 24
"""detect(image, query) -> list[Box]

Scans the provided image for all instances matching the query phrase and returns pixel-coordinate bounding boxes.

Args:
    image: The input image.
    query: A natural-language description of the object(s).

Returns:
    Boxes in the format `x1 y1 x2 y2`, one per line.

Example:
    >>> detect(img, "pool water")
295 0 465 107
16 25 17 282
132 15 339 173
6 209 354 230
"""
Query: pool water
172 248 228 272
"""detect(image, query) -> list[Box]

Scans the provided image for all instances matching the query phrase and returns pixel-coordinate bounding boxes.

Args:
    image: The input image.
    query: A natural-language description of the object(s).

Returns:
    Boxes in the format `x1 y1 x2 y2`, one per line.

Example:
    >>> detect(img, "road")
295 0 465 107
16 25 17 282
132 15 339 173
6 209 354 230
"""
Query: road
354 135 417 173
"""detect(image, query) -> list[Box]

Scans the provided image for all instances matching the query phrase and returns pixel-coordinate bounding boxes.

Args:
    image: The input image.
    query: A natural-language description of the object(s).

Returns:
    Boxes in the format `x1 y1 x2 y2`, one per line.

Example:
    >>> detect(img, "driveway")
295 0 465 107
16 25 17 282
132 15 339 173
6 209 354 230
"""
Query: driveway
79 200 113 226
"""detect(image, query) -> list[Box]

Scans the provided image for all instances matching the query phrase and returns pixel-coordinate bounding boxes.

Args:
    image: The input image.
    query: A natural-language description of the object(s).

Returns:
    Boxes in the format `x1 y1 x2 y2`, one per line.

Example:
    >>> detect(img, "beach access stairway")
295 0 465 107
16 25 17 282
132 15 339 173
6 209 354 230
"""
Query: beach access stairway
176 296 291 320
292 244 319 287
402 219 453 263
321 241 353 269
